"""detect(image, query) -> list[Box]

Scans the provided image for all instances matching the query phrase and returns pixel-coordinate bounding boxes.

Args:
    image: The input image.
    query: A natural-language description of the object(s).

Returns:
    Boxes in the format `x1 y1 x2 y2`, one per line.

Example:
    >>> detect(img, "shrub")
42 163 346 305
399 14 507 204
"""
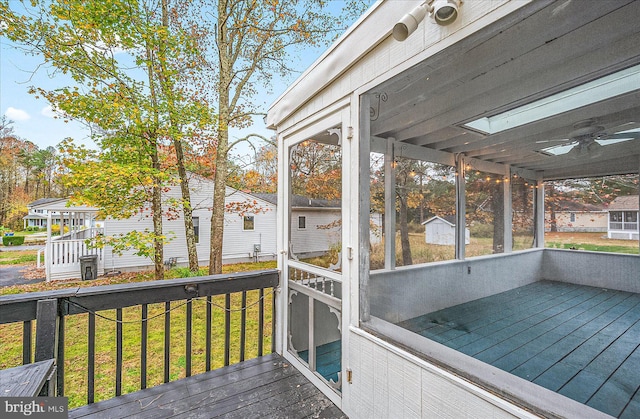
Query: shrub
2 236 25 246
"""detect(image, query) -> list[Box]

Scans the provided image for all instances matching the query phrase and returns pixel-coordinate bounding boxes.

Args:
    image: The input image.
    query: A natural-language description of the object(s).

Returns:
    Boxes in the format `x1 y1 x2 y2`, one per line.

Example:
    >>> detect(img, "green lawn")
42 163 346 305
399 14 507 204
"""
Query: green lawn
545 242 639 254
0 250 42 265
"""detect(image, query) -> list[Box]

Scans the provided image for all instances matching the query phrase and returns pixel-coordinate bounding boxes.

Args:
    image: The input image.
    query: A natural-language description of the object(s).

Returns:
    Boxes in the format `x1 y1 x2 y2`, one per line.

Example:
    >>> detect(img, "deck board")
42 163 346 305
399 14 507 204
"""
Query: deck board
399 280 640 418
69 353 345 419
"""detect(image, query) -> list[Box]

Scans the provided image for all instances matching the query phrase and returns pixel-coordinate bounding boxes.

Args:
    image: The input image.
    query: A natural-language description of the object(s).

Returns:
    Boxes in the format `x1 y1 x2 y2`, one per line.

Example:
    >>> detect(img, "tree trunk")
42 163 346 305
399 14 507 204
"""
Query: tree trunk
158 0 198 273
492 184 505 253
209 97 229 274
175 140 199 272
398 192 412 266
209 4 231 275
151 150 164 280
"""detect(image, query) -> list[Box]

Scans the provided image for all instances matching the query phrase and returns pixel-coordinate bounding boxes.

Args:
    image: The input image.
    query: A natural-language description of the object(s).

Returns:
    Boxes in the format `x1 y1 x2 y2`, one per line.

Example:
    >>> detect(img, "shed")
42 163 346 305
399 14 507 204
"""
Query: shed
422 215 469 245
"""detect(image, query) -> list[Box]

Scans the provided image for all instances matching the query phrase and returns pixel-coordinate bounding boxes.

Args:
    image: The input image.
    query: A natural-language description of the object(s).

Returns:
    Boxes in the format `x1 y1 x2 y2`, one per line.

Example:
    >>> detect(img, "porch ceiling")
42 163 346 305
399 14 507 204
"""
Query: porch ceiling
370 0 640 181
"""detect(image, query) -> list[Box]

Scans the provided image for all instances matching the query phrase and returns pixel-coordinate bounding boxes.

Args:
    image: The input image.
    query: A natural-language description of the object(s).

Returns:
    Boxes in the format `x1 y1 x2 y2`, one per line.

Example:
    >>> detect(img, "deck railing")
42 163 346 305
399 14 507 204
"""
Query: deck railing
0 270 279 407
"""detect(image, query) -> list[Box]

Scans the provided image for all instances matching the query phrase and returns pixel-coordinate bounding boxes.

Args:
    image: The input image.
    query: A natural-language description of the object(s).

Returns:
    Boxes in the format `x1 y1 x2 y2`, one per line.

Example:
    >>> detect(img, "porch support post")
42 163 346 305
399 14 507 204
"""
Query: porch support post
384 138 396 270
503 167 513 253
275 132 285 354
46 212 52 282
535 175 545 248
359 94 371 322
637 158 639 253
455 154 466 260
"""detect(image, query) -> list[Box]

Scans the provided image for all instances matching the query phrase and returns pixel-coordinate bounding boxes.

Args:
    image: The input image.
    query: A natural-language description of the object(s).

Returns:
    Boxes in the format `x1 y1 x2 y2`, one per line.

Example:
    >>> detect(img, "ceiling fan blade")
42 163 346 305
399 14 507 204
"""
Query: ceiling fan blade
603 132 640 140
535 138 568 144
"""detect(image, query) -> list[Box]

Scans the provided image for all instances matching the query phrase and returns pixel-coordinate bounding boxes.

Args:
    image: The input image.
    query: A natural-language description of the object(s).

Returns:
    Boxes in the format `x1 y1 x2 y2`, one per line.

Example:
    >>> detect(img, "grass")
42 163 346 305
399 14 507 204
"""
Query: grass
0 260 277 408
0 250 43 265
369 231 638 269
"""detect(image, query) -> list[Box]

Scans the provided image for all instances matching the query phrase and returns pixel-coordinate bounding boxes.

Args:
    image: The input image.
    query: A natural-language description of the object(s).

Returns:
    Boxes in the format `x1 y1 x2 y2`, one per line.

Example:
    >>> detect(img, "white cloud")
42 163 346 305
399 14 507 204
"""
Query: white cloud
41 105 59 118
5 107 31 121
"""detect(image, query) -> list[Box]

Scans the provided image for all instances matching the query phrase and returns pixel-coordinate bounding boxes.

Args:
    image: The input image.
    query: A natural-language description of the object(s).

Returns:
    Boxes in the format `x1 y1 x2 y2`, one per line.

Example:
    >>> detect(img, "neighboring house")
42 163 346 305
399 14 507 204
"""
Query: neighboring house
23 197 93 229
39 176 349 280
545 199 607 232
422 215 470 245
254 193 341 259
255 193 382 257
607 195 639 240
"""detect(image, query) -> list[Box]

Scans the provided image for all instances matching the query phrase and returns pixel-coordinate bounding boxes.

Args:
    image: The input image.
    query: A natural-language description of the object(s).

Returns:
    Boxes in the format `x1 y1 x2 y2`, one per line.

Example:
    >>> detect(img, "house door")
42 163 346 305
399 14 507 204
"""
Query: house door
280 108 349 402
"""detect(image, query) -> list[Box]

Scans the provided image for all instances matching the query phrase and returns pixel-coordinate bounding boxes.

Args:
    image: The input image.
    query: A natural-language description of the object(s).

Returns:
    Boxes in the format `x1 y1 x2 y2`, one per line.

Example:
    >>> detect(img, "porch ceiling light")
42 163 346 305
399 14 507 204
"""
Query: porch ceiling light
393 0 461 41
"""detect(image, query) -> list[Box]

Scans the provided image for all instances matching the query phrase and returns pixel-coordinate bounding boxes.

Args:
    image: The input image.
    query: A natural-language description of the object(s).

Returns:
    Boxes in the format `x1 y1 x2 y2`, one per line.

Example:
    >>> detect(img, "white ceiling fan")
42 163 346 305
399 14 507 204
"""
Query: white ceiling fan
537 119 640 158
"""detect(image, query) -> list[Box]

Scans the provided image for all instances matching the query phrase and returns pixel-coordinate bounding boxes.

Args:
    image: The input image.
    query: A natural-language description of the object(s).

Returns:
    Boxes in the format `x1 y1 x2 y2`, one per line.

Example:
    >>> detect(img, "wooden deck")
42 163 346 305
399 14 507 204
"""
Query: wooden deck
69 354 345 419
398 280 640 418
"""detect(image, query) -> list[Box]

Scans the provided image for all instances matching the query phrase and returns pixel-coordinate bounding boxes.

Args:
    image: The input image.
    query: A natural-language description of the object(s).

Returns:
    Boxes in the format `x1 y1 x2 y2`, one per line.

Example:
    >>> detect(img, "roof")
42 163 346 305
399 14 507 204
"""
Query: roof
29 198 99 213
421 215 455 227
266 1 390 127
252 193 340 209
268 1 640 182
550 199 605 212
608 195 639 211
28 198 64 208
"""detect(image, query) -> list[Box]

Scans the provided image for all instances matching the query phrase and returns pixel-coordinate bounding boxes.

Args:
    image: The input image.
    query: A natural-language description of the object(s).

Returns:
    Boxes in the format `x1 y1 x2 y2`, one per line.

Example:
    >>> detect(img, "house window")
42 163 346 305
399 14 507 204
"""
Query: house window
298 216 306 229
570 213 576 222
243 215 255 231
193 217 199 244
610 211 623 229
624 211 638 231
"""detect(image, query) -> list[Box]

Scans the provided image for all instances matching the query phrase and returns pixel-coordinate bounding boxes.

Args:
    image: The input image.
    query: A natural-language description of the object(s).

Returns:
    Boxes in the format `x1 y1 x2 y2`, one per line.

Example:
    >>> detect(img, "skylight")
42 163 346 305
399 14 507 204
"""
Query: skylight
464 64 640 135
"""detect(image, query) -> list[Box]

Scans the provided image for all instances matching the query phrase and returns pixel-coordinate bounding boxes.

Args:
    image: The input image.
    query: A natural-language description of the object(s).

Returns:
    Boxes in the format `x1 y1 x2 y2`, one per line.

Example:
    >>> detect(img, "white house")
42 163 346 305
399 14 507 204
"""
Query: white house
545 199 607 233
37 175 352 280
24 197 94 230
607 195 639 240
422 215 469 245
267 1 640 418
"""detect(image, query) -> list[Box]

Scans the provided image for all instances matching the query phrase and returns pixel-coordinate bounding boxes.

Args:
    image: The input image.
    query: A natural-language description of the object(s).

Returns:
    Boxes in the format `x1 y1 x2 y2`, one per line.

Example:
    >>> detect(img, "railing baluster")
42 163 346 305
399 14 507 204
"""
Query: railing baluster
88 312 95 404
164 302 170 383
240 291 247 362
206 296 212 372
272 288 276 353
57 314 65 397
224 294 231 366
186 300 192 377
115 308 123 396
258 289 264 357
141 304 147 390
22 320 31 364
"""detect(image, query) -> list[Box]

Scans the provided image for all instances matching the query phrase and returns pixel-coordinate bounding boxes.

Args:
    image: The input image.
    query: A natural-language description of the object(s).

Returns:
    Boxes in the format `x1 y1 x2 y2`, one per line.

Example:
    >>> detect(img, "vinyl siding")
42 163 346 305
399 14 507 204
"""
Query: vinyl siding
290 208 341 257
103 179 277 270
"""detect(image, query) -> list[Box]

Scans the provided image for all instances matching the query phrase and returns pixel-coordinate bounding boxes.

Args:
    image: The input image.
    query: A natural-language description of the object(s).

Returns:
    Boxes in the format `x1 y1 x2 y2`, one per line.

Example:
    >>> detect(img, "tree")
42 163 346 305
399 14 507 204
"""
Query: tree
202 0 368 274
2 0 215 277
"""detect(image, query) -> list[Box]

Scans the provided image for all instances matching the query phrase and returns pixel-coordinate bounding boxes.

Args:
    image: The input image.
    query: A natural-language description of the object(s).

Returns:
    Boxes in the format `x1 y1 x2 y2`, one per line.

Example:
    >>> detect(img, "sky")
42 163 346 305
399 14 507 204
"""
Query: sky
0 1 371 158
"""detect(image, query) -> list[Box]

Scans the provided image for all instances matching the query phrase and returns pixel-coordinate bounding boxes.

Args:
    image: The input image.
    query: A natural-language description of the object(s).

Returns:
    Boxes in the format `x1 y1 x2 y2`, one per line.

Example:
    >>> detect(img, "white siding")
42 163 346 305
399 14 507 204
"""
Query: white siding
103 179 277 270
346 330 533 419
290 208 341 257
222 190 277 262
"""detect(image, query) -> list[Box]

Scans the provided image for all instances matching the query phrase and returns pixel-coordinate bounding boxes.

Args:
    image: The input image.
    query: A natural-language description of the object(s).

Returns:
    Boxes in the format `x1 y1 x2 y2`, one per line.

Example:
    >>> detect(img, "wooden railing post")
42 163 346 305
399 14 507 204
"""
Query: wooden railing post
35 298 59 396
35 298 59 362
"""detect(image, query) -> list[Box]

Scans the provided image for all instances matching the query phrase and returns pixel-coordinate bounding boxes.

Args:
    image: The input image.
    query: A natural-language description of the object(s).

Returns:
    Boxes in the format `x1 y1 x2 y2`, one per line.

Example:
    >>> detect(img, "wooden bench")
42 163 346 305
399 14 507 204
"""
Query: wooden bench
0 359 56 397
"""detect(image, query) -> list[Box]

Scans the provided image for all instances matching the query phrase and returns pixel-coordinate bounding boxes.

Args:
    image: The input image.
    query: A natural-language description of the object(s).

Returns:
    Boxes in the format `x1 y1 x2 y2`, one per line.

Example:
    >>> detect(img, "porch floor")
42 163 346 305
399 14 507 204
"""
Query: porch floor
69 353 345 419
398 280 640 418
